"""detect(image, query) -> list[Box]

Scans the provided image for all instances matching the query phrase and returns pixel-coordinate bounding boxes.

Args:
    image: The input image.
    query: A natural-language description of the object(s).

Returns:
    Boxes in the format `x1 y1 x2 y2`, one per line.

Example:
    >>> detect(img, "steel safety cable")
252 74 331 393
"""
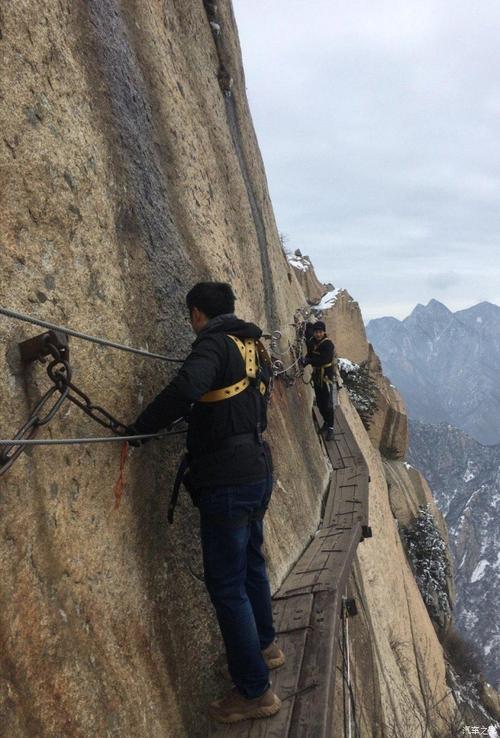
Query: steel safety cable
345 598 353 738
0 429 187 446
272 354 303 376
339 597 362 738
0 306 184 362
338 637 361 738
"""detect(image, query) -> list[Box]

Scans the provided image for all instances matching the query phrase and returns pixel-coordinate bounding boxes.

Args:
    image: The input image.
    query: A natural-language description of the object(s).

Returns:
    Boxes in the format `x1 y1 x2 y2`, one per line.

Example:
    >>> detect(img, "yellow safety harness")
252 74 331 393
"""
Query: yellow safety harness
312 336 334 386
200 335 268 403
168 336 271 524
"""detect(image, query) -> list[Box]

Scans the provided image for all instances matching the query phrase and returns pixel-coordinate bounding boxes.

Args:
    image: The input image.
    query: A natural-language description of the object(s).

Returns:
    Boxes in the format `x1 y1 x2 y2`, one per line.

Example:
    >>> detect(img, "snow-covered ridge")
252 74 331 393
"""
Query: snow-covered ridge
314 287 343 310
338 357 358 373
287 251 313 272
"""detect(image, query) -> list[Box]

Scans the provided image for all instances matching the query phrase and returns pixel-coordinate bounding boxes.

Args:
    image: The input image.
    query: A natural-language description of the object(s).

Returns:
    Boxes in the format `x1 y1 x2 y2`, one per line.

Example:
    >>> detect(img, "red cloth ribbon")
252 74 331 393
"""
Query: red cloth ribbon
113 441 129 510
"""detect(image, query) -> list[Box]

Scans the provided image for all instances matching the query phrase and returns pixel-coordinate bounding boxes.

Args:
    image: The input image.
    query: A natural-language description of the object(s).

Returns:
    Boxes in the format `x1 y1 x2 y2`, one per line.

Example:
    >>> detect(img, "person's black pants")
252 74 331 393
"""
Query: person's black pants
314 380 334 427
198 473 275 699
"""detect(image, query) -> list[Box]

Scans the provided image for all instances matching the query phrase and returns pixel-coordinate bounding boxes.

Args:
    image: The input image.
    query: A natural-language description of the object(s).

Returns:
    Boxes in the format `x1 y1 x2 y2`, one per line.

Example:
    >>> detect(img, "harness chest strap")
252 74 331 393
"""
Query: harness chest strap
318 363 333 385
200 335 266 403
311 337 333 384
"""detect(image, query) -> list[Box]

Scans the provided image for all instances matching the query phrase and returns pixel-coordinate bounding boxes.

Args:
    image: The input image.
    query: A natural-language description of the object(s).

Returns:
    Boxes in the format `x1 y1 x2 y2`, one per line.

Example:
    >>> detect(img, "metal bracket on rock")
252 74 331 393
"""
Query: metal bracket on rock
19 329 70 364
0 331 128 476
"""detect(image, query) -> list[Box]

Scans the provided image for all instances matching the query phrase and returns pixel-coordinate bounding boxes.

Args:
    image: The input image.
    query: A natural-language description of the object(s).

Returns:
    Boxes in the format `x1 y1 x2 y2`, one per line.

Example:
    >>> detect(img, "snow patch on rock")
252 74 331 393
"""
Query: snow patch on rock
338 357 358 374
471 559 488 583
287 252 313 272
315 288 342 310
463 460 476 483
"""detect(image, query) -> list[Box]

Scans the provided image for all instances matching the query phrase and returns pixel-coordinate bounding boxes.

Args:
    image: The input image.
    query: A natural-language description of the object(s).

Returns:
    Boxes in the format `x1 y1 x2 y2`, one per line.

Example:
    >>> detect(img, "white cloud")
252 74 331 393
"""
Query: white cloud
233 0 500 319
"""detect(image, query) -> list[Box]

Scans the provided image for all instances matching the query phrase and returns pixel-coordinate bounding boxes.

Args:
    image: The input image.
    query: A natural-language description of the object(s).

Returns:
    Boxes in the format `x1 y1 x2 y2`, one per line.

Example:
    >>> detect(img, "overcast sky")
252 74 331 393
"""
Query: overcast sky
232 1 500 321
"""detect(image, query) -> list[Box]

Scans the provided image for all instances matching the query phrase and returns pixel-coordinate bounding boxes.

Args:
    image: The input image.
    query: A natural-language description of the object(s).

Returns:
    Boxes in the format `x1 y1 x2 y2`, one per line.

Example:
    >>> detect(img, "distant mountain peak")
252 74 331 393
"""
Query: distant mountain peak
406 299 452 322
455 301 500 317
366 299 500 332
428 297 451 309
366 298 500 445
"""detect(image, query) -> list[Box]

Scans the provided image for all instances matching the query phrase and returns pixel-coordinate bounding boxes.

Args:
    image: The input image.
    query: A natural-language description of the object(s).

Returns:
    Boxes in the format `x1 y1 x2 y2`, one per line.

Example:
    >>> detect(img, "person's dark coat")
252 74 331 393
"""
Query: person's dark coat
306 335 335 384
132 313 271 490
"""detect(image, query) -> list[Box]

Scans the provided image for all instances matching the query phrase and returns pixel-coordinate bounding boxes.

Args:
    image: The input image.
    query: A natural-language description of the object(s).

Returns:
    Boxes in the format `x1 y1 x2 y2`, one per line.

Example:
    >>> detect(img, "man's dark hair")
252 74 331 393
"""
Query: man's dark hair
313 320 326 331
186 282 236 318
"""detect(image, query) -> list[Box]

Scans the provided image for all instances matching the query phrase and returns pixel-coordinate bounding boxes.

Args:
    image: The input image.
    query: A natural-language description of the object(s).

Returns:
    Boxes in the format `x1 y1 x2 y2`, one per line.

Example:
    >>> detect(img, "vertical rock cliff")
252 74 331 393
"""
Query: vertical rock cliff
1 3 328 735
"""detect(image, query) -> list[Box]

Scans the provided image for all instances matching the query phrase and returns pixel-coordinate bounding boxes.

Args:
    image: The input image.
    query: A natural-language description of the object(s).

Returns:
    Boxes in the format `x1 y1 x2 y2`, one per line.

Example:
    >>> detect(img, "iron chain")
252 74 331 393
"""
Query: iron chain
1 341 130 475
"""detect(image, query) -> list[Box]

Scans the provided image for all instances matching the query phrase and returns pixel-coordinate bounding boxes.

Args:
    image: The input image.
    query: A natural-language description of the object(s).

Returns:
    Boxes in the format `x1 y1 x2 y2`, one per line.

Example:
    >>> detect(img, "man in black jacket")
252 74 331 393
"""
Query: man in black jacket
304 320 336 440
131 282 283 724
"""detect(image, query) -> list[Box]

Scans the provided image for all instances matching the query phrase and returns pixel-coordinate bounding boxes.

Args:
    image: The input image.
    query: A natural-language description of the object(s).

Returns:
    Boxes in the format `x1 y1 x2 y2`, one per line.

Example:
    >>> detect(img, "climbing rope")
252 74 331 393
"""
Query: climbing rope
0 306 184 362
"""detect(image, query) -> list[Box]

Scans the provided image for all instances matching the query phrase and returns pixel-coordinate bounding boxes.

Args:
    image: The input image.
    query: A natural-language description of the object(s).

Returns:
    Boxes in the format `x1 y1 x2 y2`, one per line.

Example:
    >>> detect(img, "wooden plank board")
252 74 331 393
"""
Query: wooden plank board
315 528 350 540
341 422 365 460
333 408 349 435
251 595 314 738
322 468 340 524
278 526 361 601
335 433 355 462
276 554 330 597
210 594 314 738
338 466 365 485
336 475 368 528
276 526 360 599
287 590 339 738
337 484 358 512
286 528 361 737
282 545 319 576
309 525 361 595
325 478 360 526
325 438 345 470
290 535 331 571
277 522 352 593
333 523 362 597
313 406 345 469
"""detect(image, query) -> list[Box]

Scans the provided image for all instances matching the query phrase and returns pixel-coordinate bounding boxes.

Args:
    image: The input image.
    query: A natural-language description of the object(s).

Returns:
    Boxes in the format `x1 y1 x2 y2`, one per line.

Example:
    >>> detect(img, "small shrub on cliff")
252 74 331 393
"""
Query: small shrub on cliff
279 232 291 256
380 445 401 460
338 358 378 429
443 627 483 680
402 504 452 623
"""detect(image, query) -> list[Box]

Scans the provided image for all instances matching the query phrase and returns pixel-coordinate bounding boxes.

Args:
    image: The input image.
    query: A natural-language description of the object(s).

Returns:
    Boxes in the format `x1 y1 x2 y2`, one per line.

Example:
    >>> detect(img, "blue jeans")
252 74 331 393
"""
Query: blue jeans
198 474 275 699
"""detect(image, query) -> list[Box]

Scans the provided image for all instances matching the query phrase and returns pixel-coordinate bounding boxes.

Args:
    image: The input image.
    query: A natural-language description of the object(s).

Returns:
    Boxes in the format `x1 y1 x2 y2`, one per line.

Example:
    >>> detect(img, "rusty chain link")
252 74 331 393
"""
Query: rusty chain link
1 335 136 475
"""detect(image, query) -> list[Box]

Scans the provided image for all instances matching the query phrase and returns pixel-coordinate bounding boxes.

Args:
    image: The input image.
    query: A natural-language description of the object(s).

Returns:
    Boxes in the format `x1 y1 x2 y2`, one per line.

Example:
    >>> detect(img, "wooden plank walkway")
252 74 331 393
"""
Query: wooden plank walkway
210 402 370 737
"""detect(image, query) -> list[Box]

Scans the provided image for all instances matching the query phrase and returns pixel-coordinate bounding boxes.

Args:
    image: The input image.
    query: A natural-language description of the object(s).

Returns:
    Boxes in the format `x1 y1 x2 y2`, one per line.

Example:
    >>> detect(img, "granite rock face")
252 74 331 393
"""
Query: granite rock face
0 3 327 736
333 391 459 736
286 250 325 304
383 459 455 631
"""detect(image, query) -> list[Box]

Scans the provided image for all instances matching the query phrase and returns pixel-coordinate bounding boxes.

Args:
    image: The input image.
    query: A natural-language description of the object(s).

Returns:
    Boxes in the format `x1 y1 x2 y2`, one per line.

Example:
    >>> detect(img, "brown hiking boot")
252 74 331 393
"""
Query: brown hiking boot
262 641 285 670
216 642 285 681
209 686 281 724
